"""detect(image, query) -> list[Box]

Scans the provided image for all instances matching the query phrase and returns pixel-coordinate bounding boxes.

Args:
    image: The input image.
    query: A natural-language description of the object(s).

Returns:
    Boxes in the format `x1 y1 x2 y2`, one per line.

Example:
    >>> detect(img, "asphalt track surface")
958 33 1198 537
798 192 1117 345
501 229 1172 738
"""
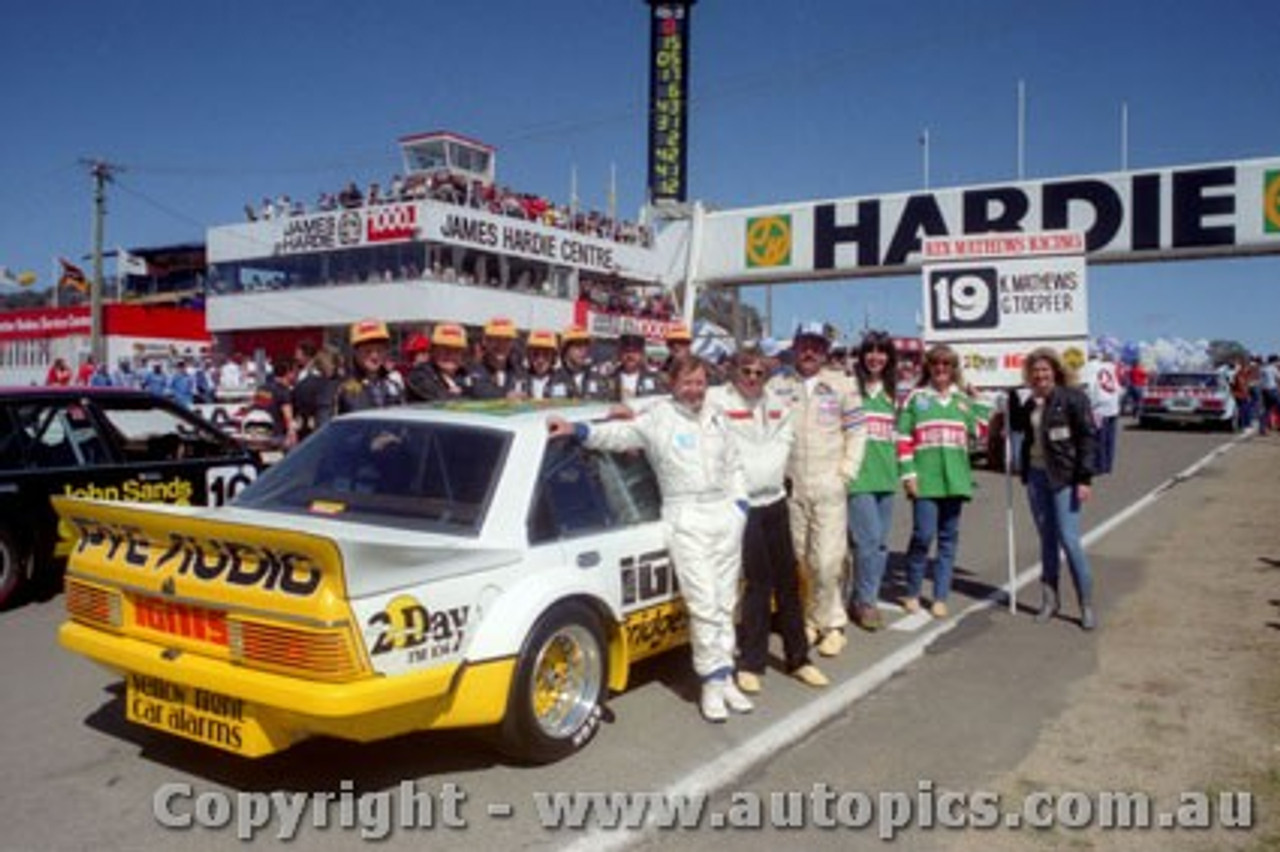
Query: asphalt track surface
0 422 1240 851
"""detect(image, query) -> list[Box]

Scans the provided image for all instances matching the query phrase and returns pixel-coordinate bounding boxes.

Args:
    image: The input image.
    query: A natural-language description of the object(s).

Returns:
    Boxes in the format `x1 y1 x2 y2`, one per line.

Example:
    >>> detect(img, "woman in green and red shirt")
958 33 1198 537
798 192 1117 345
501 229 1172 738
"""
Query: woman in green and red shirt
846 331 900 631
897 344 988 618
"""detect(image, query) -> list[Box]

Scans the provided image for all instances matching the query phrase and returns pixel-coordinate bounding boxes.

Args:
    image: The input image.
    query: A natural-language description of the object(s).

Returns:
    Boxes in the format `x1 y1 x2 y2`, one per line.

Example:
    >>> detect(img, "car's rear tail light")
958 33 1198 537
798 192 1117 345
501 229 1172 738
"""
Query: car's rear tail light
227 617 365 682
66 577 122 630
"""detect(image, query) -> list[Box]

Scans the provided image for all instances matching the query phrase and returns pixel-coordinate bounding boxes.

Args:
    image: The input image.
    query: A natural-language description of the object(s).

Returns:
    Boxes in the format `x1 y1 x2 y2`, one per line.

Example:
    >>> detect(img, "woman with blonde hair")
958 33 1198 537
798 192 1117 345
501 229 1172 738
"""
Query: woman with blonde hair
1008 346 1098 629
896 344 988 618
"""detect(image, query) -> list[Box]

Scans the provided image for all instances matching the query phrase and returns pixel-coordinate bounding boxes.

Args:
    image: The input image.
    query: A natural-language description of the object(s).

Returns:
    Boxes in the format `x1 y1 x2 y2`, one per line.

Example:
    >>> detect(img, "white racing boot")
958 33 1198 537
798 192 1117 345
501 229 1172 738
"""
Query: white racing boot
700 679 728 723
721 678 755 714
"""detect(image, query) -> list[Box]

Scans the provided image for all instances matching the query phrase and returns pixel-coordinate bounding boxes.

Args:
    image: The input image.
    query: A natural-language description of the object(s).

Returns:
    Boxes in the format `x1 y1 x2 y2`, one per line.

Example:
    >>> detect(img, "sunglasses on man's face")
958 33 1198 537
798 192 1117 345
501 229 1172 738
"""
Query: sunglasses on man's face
738 367 766 379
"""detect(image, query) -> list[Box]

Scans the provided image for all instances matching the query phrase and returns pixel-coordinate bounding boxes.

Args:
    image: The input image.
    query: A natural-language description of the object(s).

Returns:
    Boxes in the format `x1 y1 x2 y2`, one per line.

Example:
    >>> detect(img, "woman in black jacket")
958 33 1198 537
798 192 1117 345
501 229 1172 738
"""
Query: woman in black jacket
1008 347 1098 630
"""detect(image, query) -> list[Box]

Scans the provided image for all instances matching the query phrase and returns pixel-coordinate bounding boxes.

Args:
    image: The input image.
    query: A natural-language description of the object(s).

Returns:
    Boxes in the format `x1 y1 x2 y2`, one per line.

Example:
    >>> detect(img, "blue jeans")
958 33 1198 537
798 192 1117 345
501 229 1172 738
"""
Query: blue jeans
1237 396 1254 431
1093 415 1117 475
1026 468 1093 602
1260 389 1278 435
905 497 964 603
847 492 895 608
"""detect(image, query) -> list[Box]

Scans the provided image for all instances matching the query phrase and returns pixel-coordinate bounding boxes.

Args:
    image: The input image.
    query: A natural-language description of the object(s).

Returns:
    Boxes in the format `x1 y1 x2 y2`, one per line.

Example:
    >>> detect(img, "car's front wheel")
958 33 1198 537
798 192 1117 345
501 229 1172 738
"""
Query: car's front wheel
497 600 608 764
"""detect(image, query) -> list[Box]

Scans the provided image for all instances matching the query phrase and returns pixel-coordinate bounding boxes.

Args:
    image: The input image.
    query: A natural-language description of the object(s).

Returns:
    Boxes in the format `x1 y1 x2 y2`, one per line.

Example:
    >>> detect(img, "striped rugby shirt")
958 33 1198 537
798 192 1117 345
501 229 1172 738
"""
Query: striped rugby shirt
896 386 990 499
849 384 900 495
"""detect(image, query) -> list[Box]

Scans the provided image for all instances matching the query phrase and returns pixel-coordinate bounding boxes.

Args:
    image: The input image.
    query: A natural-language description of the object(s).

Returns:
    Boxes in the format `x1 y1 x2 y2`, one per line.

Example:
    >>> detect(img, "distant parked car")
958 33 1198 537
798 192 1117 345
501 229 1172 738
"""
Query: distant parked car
0 387 261 608
1137 372 1236 431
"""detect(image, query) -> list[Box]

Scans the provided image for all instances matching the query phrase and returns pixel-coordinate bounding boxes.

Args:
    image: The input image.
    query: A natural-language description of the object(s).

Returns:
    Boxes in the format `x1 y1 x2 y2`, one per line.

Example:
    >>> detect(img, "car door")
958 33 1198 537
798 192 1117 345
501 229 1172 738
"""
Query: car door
0 395 133 598
527 438 684 662
88 394 260 509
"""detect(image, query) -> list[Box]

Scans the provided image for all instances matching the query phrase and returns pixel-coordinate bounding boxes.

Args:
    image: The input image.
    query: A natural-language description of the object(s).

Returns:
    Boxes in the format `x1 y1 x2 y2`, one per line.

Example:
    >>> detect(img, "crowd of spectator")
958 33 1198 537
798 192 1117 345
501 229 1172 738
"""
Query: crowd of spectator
578 277 676 319
44 350 259 410
245 170 654 248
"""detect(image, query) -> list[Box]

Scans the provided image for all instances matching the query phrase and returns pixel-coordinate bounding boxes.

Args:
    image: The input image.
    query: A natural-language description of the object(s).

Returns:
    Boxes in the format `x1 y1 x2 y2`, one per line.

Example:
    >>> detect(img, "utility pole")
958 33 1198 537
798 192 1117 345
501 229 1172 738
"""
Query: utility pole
920 128 931 189
81 158 124 364
1120 100 1130 171
1017 79 1026 180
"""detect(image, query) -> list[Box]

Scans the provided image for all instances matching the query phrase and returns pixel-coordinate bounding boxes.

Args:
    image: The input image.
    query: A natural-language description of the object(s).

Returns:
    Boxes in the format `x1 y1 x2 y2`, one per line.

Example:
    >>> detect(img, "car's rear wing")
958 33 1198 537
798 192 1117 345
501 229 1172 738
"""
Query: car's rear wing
53 496 351 626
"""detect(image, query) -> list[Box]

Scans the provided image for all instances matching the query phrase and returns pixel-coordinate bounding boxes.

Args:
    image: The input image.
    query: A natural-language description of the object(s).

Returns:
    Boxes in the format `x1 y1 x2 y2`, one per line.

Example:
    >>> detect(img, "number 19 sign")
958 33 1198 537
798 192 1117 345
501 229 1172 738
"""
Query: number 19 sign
921 231 1088 387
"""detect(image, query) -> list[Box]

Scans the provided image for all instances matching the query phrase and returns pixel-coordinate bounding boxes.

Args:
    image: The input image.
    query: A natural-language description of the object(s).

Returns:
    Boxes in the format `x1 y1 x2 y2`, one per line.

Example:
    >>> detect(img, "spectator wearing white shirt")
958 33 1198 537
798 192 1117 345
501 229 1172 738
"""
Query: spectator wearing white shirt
1078 350 1122 475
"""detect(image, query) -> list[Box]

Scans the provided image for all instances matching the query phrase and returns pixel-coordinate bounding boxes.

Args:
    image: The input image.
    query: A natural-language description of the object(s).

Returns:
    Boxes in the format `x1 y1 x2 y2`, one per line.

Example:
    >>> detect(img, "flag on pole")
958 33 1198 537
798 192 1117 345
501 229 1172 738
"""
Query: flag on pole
569 164 579 222
118 247 149 277
58 257 89 293
607 162 617 224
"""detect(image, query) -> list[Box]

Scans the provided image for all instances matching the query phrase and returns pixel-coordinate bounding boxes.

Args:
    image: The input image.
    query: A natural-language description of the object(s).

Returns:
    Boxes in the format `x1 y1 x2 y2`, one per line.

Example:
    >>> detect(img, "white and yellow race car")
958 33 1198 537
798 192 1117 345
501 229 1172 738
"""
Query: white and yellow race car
57 402 686 763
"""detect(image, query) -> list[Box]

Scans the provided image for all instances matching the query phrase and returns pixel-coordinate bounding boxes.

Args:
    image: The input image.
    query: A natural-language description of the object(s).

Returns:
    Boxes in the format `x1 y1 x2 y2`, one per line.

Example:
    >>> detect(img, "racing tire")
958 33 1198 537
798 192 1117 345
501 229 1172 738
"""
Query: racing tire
496 600 608 764
0 527 27 611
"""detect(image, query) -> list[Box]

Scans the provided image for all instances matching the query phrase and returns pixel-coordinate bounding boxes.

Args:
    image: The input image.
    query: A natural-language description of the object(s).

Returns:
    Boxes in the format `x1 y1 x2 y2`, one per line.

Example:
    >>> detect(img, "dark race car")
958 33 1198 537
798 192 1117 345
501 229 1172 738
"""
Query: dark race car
0 387 261 608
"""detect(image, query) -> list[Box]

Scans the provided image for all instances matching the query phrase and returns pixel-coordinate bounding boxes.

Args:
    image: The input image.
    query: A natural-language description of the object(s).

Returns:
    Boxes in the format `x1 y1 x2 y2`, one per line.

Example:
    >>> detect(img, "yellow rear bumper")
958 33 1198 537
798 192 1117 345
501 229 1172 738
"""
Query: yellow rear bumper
61 621 516 757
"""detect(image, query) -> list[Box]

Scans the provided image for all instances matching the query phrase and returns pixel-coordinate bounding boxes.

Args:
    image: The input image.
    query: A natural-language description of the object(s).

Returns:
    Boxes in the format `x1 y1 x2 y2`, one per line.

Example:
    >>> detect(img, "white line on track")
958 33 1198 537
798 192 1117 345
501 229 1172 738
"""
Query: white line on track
558 433 1248 852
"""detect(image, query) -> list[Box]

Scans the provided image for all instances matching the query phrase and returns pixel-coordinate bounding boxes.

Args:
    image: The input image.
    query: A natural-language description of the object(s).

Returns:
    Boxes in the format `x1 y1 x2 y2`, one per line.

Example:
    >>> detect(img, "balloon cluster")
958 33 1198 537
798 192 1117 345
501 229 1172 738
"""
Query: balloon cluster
1095 335 1211 371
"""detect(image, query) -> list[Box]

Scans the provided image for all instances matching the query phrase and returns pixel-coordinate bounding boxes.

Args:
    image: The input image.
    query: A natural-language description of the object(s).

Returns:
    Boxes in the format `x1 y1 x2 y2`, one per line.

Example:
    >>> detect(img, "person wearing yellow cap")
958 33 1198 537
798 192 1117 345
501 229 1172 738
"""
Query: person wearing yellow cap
336 318 404 413
469 317 526 400
406 322 471 402
519 329 564 399
664 321 694 366
556 323 612 401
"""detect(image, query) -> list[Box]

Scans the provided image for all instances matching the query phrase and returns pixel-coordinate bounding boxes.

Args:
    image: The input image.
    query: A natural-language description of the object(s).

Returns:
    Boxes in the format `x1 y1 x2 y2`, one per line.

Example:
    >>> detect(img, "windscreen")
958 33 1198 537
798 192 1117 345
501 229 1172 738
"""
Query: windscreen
233 419 510 535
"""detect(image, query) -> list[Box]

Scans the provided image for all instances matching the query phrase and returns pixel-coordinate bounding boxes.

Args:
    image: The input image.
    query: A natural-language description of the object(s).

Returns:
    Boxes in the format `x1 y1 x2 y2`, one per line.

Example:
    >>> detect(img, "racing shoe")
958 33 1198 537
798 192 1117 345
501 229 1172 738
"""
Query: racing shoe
721 679 755 714
700 680 728 723
816 628 847 657
790 664 829 688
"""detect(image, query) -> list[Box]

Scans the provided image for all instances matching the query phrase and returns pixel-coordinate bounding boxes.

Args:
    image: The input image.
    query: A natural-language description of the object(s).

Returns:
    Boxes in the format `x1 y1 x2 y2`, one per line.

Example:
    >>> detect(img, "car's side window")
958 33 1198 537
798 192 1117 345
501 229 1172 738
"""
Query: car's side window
0 405 29 469
97 400 229 463
14 402 111 470
597 450 662 525
529 439 615 544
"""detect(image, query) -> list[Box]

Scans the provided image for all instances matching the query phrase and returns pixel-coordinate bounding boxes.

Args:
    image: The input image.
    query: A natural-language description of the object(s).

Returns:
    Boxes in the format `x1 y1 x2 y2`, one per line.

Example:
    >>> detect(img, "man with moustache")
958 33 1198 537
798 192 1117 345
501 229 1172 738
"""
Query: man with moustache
611 333 667 402
769 322 866 658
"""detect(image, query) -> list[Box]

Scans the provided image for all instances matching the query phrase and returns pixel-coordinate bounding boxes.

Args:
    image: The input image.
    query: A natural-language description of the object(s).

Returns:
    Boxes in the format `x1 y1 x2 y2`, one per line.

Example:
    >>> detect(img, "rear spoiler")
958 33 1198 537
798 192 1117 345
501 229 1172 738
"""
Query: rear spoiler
53 497 350 623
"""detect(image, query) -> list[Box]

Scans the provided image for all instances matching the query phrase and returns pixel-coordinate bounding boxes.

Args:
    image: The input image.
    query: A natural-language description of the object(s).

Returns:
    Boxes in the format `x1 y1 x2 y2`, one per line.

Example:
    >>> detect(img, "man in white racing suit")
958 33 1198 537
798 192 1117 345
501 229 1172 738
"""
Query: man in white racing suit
706 347 828 694
548 357 752 723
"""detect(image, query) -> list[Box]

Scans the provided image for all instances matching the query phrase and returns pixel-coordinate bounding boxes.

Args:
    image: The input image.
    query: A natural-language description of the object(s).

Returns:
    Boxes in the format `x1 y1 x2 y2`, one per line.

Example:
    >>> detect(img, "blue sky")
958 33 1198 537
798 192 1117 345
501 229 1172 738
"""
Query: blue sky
1 1 1277 351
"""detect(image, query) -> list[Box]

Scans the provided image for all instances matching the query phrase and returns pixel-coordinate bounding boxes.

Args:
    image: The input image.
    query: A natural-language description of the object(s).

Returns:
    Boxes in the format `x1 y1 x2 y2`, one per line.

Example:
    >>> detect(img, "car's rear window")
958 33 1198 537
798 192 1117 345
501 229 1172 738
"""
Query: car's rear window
233 419 510 535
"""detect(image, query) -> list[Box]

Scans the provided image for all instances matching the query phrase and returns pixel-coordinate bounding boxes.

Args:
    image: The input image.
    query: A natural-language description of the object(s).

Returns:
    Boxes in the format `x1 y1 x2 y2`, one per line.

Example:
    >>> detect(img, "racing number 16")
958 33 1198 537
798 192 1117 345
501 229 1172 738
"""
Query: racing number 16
206 465 257 506
929 268 998 330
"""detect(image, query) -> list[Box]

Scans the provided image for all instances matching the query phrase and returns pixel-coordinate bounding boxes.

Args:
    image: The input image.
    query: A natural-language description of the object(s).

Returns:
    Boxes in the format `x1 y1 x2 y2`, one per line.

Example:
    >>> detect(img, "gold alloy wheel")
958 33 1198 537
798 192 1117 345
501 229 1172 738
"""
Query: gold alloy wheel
528 623 604 740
